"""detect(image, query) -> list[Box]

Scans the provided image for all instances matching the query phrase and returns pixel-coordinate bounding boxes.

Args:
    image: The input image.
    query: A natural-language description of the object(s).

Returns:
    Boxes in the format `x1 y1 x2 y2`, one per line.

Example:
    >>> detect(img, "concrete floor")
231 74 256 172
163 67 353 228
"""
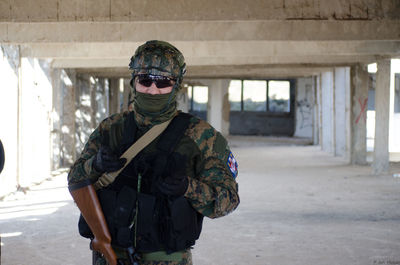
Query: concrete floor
1 137 400 265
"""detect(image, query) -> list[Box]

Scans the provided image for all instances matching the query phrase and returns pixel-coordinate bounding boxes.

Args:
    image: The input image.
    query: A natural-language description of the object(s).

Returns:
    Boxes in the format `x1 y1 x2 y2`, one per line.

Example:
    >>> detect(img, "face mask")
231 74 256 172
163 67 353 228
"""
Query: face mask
133 91 177 117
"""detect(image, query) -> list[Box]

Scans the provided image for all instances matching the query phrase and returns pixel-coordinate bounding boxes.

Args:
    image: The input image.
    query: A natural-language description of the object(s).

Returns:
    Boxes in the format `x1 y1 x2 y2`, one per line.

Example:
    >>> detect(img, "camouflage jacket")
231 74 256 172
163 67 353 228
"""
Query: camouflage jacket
68 111 239 219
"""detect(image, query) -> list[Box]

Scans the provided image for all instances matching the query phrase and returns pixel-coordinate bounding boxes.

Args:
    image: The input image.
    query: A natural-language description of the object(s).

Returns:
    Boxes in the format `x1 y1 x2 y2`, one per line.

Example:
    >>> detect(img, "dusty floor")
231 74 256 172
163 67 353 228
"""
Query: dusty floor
1 136 400 265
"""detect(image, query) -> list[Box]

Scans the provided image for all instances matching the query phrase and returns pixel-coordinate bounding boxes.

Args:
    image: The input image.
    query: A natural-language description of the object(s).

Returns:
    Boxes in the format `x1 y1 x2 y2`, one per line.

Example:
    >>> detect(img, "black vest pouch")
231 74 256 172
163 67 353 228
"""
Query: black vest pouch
78 186 138 248
114 186 137 247
136 192 161 252
77 188 118 239
166 196 203 251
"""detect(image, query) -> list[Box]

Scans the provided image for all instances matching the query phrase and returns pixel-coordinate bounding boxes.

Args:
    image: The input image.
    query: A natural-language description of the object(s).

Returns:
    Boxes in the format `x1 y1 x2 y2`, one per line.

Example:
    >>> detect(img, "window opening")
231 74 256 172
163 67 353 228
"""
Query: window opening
268 80 290 112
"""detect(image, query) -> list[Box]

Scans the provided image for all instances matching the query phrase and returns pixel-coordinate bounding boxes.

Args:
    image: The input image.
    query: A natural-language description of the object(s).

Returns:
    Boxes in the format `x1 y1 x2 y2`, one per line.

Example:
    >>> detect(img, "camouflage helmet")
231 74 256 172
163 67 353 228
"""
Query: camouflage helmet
129 40 186 81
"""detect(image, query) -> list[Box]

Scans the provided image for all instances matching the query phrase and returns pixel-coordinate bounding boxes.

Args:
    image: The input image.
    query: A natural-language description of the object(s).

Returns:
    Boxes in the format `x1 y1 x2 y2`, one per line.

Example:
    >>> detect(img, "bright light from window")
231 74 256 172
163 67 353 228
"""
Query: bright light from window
243 80 266 102
193 86 208 103
243 80 266 111
229 80 241 102
229 80 242 111
269 81 290 100
269 80 290 112
368 63 377 73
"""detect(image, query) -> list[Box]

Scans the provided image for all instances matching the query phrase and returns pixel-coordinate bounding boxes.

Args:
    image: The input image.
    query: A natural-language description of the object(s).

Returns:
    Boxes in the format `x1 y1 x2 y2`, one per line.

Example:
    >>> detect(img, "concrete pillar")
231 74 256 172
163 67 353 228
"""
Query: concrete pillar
315 74 322 146
334 67 351 160
109 78 120 115
123 78 132 111
350 64 369 165
93 78 108 124
177 85 189 113
62 70 76 166
294 77 314 138
321 71 335 153
207 79 230 136
51 68 62 170
90 77 98 128
373 59 391 174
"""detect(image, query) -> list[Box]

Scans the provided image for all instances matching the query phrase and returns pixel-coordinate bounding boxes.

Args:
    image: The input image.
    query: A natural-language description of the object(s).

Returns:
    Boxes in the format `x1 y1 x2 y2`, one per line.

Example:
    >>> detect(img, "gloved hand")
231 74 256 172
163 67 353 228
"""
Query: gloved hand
157 153 188 196
157 174 189 197
93 146 126 173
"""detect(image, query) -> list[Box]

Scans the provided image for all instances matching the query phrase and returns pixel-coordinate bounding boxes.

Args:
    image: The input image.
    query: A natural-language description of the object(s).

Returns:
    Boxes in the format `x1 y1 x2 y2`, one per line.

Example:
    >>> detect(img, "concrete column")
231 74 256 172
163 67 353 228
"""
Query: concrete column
90 77 98 128
177 85 189 113
373 59 391 174
123 78 132 111
334 67 351 160
315 74 322 146
51 68 62 170
62 70 76 166
321 71 335 153
350 64 369 165
109 78 120 115
94 78 108 124
207 79 230 136
294 77 314 138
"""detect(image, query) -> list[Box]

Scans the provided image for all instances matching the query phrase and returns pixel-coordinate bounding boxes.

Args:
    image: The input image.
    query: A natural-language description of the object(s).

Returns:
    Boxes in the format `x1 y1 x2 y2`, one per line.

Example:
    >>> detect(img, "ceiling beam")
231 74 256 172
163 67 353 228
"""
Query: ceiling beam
21 41 400 59
74 64 354 79
2 20 400 44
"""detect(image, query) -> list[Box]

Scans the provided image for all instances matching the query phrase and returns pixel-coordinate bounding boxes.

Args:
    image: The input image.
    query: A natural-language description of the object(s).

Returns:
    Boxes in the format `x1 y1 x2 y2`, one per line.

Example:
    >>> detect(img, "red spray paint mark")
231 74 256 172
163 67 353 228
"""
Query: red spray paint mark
355 98 368 124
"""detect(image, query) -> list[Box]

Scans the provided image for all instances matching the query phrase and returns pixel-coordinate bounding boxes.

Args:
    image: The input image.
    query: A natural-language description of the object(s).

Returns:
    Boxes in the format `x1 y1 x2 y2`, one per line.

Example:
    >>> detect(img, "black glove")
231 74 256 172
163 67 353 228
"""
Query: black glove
157 153 188 197
93 146 126 173
157 174 188 197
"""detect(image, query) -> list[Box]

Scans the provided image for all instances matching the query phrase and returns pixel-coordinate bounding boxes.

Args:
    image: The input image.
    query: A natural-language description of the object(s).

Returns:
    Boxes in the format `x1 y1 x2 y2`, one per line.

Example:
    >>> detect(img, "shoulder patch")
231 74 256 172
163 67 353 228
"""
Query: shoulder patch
226 152 238 179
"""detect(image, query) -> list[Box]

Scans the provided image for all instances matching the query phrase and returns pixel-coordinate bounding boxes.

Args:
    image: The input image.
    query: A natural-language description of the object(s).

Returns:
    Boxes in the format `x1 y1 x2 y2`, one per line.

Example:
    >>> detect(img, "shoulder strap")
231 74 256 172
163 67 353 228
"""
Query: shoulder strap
94 117 173 190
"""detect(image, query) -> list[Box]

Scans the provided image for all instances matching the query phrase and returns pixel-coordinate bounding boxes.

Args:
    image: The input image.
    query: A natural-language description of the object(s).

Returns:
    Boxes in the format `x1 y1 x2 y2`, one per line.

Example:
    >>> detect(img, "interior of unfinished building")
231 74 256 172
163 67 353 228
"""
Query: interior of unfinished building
0 1 400 264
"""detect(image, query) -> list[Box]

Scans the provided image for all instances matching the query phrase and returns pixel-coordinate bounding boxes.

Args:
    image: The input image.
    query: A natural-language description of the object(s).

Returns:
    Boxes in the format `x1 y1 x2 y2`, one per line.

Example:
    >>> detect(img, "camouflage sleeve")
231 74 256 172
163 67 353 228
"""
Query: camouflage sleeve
67 113 125 186
184 118 240 219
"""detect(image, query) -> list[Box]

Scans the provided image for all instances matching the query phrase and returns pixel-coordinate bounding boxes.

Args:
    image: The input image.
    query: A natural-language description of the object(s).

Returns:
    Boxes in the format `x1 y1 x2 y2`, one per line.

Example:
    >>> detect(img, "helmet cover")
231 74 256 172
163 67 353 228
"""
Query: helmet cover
129 40 186 80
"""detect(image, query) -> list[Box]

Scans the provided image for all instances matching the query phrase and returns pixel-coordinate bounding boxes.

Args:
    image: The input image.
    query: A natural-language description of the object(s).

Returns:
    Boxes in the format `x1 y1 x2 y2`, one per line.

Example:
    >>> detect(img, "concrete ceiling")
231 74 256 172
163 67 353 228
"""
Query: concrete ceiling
1 0 400 78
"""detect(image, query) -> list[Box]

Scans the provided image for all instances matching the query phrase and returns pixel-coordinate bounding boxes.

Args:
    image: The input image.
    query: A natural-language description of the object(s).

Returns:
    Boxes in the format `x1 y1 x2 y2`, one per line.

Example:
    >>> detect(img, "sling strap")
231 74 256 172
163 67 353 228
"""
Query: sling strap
93 118 173 190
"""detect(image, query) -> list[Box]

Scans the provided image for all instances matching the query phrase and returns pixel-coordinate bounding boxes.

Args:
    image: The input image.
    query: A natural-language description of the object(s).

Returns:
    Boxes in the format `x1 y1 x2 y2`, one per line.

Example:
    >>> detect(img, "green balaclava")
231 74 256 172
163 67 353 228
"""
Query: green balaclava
128 40 186 126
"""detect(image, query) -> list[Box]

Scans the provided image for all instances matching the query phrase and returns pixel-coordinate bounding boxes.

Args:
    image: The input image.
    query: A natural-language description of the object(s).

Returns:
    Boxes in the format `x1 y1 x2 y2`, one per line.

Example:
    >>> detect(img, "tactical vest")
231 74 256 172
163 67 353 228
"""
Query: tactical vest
78 112 204 253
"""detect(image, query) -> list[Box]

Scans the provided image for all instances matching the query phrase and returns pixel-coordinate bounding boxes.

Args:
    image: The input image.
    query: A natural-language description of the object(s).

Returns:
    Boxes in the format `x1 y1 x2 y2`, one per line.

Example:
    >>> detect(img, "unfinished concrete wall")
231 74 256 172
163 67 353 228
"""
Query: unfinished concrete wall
334 67 351 159
18 57 53 187
75 74 93 156
74 75 109 157
0 45 19 197
1 0 398 22
59 69 76 167
295 77 314 138
321 71 335 153
94 78 109 124
51 68 62 170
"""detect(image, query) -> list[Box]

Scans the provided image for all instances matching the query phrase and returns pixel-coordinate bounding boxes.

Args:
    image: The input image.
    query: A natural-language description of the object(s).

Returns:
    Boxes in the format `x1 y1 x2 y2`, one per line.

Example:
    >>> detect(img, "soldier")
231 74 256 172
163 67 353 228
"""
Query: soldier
68 40 239 265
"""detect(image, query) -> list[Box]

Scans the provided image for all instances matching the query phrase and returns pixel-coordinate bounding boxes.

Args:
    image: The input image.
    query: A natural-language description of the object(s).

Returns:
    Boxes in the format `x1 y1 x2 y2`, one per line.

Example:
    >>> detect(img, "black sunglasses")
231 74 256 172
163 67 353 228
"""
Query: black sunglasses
136 74 176 88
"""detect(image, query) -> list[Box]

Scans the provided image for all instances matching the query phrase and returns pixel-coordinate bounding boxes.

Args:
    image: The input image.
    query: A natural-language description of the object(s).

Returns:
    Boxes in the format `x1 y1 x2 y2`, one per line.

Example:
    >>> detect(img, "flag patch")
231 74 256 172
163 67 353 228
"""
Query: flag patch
226 152 238 179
